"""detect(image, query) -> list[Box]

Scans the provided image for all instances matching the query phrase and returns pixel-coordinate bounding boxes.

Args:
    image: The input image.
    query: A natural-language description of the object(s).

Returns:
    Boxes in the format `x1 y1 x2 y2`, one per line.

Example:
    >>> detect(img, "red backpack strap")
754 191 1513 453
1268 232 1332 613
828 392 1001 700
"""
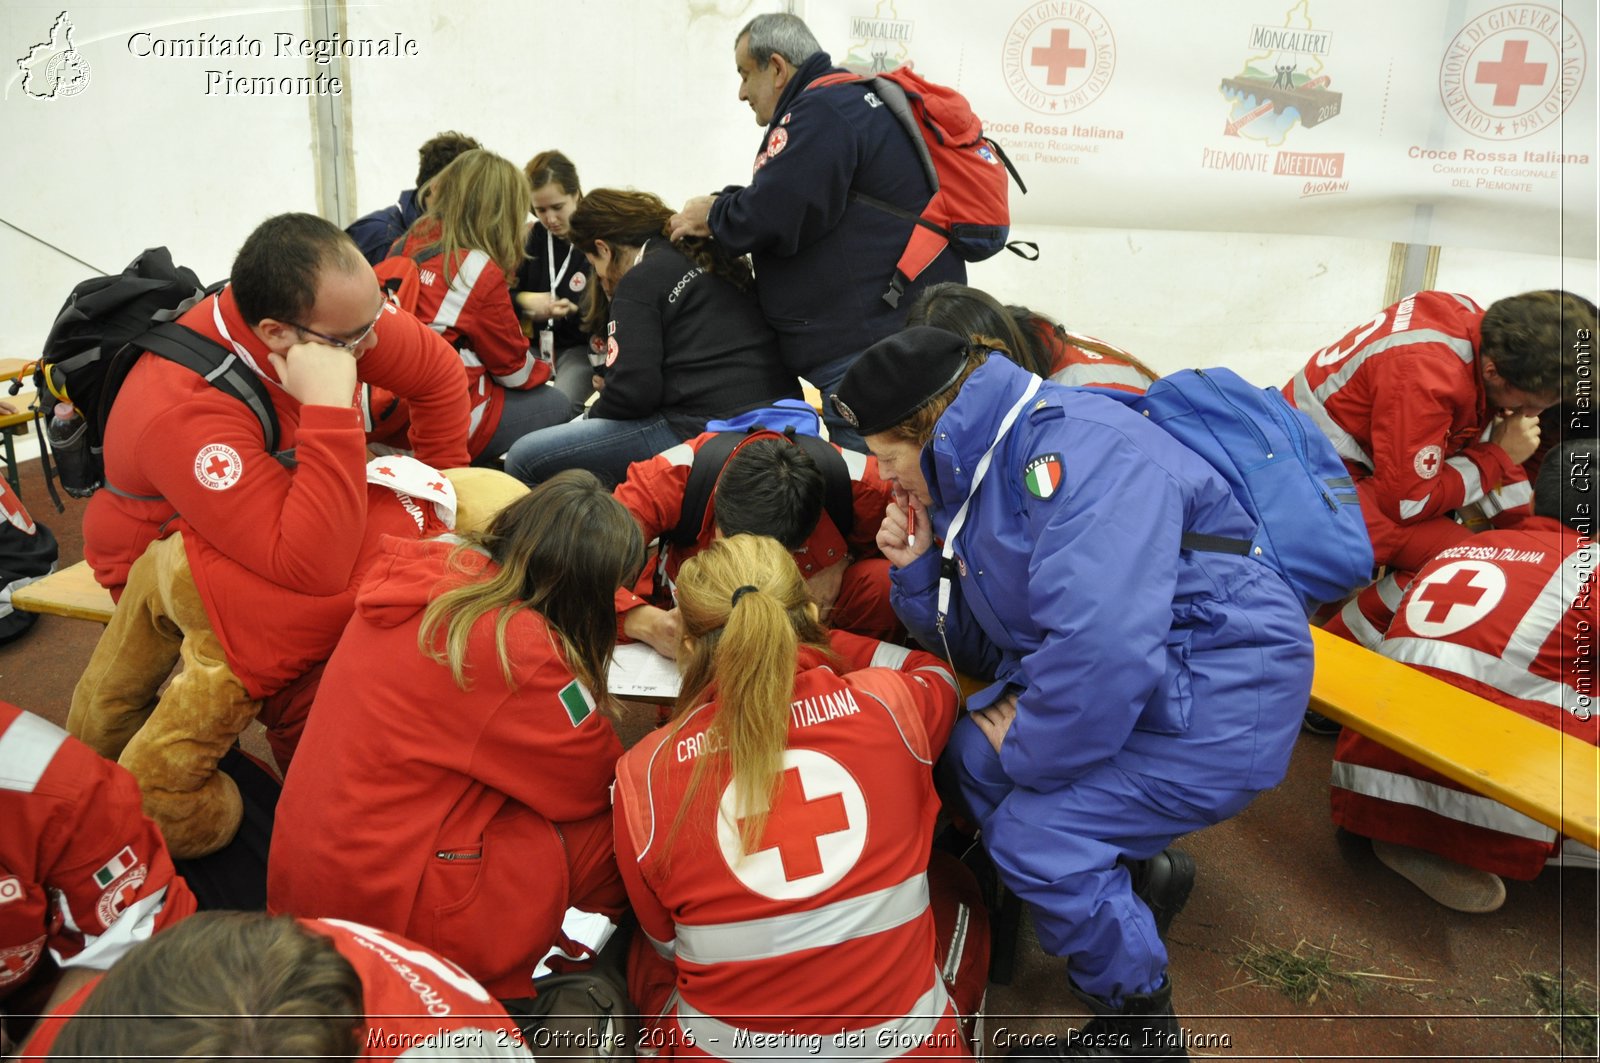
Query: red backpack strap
805 70 865 91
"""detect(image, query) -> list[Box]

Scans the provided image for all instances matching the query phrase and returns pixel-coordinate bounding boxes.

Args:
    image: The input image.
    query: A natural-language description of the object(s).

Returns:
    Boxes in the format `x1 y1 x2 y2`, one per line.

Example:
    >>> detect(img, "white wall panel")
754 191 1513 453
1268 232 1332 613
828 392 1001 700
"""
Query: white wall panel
2 2 326 346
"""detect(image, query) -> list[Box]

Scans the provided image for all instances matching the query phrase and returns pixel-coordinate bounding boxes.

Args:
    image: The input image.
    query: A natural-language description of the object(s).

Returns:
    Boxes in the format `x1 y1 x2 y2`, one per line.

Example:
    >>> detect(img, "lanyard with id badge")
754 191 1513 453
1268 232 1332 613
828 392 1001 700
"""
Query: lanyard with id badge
539 227 574 366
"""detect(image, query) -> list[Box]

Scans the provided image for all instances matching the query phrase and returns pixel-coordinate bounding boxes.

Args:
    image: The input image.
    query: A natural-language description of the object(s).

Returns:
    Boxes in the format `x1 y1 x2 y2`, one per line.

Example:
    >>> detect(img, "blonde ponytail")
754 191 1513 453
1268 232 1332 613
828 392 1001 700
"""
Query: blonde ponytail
666 535 830 859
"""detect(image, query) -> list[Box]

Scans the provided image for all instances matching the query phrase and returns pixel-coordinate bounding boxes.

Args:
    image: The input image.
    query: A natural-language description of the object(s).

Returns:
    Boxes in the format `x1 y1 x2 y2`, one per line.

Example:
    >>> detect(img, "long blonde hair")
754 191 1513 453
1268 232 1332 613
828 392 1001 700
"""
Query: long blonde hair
668 534 830 857
411 148 531 285
418 470 644 710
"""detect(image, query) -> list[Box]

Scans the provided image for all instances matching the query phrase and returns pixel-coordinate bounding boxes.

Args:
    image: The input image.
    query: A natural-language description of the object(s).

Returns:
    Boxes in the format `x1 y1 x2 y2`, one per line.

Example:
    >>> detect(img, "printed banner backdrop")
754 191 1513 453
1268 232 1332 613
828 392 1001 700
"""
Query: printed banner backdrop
802 0 1596 257
1 0 1592 384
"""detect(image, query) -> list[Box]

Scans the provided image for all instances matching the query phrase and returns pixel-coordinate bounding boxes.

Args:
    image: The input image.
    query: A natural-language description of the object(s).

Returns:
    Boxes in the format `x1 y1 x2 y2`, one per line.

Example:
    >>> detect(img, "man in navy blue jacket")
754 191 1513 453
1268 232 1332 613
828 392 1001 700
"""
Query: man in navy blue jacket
670 13 965 451
345 131 480 266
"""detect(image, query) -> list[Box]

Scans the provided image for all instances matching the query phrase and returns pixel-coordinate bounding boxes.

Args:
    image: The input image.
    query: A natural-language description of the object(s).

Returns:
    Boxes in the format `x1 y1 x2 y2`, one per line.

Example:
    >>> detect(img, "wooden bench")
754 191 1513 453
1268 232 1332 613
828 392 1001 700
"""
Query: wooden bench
1308 626 1599 851
12 560 114 624
0 359 38 495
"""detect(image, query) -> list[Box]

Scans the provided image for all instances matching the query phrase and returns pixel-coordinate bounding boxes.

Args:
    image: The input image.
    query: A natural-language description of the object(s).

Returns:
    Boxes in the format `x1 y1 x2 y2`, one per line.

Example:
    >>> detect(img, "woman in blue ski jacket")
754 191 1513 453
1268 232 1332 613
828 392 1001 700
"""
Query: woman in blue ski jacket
831 326 1312 1061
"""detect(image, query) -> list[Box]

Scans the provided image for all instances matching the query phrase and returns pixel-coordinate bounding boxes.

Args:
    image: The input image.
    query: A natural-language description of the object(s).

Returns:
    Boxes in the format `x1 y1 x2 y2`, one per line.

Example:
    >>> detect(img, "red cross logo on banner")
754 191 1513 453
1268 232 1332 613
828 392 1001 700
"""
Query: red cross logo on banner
1403 560 1506 638
718 748 867 900
1475 39 1547 107
1003 3 1117 115
1031 28 1089 86
1437 8 1579 141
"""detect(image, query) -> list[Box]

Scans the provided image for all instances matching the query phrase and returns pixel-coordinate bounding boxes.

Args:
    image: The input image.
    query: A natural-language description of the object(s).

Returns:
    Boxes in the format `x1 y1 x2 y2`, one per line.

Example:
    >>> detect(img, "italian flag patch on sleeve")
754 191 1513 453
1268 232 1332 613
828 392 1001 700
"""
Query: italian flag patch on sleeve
1023 453 1063 499
93 846 137 888
558 680 595 727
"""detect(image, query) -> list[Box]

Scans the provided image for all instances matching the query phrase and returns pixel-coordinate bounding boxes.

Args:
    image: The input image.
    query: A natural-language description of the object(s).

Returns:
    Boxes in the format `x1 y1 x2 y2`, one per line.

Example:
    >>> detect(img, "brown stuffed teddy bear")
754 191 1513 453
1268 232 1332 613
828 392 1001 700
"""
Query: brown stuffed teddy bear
68 468 531 858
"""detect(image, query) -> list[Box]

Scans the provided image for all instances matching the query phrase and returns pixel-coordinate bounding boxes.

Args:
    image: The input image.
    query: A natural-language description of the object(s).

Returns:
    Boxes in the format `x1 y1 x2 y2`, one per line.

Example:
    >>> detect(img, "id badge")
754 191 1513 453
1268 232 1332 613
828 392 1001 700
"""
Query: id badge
538 327 555 363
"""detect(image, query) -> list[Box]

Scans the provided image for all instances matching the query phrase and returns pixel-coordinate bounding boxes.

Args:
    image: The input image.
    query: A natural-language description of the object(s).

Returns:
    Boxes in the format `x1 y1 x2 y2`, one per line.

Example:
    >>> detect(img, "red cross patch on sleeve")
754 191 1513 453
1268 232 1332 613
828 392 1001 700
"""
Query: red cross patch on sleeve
194 443 244 491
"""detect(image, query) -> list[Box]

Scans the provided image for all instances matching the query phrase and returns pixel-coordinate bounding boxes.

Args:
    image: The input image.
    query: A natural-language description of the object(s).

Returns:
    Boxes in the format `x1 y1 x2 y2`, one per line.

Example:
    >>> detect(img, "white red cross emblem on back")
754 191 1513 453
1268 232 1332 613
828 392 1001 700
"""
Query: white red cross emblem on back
1403 560 1507 638
716 748 867 901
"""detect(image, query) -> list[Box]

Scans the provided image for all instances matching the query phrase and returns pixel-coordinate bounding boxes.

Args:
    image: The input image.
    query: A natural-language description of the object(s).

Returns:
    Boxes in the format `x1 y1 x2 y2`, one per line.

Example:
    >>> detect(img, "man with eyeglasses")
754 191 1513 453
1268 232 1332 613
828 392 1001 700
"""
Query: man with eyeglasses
75 213 473 868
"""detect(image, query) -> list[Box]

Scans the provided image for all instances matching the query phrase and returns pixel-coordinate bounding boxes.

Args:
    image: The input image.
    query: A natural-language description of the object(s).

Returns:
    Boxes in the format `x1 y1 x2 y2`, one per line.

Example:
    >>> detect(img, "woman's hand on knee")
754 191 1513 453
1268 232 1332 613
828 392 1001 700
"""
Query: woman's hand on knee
971 692 1018 754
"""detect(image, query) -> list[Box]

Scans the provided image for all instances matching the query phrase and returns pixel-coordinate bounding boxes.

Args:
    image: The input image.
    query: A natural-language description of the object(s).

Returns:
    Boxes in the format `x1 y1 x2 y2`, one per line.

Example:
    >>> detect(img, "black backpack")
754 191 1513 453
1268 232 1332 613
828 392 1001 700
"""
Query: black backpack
33 248 281 508
666 428 856 548
0 479 57 644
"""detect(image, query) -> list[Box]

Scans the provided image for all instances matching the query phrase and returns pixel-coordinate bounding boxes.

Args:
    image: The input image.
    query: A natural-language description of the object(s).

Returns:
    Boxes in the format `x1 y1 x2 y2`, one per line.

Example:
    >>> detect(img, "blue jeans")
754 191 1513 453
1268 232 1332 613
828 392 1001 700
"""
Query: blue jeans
504 412 684 488
550 343 598 407
477 385 578 467
804 350 867 454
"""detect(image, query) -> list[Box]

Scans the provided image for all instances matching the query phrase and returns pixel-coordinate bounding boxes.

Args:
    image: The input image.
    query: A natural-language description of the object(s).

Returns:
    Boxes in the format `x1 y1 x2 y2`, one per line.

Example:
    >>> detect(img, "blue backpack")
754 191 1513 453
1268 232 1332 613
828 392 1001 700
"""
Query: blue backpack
702 398 823 437
1091 367 1373 615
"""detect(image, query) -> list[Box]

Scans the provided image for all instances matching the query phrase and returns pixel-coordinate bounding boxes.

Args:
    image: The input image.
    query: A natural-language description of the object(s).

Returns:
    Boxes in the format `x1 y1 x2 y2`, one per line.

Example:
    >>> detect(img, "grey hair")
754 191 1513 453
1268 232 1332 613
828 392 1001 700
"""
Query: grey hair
737 12 822 68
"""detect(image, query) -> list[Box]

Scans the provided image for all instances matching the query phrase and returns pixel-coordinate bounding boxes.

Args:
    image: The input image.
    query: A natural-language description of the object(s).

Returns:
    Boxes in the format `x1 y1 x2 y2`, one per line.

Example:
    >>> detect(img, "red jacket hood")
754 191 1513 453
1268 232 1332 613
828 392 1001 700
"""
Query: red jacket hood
355 534 492 630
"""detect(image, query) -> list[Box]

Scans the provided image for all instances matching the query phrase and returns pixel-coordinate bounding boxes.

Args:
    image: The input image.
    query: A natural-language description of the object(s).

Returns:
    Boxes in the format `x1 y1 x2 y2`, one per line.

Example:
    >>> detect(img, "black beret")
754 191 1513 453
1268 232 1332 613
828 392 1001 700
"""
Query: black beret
830 327 969 436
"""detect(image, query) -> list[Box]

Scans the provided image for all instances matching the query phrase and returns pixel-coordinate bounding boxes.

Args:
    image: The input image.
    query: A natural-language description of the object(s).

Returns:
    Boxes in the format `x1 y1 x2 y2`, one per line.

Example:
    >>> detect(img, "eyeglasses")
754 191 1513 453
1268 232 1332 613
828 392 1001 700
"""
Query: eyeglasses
288 301 385 352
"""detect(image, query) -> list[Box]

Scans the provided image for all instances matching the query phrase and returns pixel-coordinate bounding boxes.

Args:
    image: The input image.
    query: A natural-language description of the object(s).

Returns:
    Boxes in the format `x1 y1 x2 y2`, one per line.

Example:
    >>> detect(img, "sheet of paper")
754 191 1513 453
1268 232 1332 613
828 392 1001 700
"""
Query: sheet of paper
608 642 681 699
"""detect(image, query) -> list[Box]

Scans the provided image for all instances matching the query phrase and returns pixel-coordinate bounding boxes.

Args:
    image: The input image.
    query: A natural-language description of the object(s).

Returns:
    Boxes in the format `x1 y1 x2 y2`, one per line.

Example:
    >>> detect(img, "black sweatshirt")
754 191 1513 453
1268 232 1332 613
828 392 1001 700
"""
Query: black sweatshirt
592 242 800 436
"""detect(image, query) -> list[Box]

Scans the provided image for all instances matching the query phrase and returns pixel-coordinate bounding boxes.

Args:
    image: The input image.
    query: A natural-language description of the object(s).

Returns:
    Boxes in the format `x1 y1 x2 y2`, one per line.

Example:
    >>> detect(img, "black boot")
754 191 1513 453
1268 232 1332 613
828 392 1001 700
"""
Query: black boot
1124 848 1195 940
1301 707 1341 735
1010 979 1187 1061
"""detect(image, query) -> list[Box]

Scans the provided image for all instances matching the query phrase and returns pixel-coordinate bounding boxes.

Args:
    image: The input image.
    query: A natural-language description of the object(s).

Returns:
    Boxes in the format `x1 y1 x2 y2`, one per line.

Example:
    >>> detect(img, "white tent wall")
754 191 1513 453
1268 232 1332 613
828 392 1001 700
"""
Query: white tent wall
1 0 1595 397
337 0 759 281
965 230 1599 382
2 3 325 295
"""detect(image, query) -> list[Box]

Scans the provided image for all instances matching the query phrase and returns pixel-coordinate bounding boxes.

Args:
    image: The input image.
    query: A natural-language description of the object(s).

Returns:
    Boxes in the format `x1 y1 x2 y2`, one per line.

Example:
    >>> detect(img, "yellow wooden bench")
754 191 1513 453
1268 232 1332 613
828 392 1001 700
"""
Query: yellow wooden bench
1308 626 1599 851
1 359 38 495
12 560 115 624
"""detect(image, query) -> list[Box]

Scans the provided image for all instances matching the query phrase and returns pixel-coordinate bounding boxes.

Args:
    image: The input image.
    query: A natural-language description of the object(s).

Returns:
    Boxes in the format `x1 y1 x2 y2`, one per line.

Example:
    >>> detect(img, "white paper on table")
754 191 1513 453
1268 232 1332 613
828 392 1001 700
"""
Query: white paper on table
608 642 681 699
